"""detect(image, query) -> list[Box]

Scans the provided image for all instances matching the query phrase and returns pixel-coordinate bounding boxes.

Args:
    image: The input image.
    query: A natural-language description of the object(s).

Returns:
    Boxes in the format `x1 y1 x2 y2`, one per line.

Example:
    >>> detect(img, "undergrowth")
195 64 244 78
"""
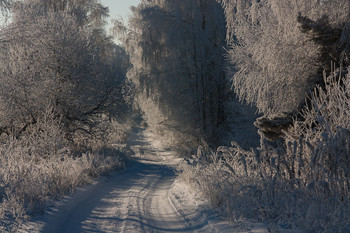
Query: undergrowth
0 109 129 232
180 69 350 232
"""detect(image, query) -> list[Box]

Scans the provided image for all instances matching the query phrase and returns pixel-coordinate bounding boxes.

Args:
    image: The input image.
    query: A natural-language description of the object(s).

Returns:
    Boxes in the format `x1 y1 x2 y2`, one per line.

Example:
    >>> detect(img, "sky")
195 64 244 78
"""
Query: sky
101 0 141 31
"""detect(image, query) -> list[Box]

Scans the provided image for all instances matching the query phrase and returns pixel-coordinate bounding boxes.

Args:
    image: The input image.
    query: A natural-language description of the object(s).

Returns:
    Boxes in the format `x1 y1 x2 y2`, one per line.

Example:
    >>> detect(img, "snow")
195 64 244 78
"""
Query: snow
19 128 271 233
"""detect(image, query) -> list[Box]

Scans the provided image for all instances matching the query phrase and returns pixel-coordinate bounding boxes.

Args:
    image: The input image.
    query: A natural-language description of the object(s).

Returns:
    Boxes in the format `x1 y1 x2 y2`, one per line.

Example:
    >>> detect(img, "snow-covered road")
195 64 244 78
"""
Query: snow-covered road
20 128 268 233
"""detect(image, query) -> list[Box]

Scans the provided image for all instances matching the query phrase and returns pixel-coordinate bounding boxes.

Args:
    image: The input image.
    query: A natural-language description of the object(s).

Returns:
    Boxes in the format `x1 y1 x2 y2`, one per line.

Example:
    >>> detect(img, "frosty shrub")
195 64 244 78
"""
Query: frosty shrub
181 69 350 232
0 109 125 232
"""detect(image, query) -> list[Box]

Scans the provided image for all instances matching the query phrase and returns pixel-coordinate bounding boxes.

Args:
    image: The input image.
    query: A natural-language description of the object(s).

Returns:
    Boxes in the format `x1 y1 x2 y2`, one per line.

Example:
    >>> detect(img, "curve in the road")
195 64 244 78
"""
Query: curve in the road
22 128 265 233
38 129 208 233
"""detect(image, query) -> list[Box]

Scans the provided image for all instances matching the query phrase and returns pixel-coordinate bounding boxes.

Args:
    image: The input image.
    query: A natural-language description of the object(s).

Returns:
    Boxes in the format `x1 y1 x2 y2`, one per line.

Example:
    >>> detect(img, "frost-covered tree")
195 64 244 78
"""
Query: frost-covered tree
0 0 11 21
11 0 108 25
11 0 111 53
0 0 129 142
220 0 350 140
0 0 10 10
116 0 227 152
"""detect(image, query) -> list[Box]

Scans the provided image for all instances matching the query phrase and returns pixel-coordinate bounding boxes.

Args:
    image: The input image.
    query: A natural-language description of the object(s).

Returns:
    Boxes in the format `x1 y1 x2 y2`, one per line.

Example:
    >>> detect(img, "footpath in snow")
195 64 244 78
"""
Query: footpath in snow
19 128 269 233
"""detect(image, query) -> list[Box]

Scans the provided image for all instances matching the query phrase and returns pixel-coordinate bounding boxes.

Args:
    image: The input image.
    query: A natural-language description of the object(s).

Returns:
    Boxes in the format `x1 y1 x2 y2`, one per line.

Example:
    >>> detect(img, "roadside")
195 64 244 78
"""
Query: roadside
19 127 269 233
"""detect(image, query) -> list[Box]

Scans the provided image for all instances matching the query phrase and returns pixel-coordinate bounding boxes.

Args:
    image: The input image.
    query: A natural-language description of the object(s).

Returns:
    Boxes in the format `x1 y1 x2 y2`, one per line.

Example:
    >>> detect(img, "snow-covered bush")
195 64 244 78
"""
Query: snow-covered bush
0 109 125 232
181 69 350 232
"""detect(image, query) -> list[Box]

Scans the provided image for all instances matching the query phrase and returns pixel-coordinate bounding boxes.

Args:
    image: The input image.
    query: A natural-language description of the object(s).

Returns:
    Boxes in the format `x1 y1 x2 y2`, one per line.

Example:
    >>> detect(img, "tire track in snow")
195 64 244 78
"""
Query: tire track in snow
21 128 260 233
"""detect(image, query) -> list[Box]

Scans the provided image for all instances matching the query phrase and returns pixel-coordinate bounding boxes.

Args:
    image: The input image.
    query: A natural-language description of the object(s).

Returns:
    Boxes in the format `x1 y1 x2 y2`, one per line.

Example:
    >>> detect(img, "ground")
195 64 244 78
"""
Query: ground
19 128 269 233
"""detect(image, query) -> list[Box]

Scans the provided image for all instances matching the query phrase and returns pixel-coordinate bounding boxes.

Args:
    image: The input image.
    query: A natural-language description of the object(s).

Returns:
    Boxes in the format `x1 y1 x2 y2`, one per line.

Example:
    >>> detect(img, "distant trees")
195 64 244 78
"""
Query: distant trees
220 0 350 139
116 0 227 152
0 0 130 145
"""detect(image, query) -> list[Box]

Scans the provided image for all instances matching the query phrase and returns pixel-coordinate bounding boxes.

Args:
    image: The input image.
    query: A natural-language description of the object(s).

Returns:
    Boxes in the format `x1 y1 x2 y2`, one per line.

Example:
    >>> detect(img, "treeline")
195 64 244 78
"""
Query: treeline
0 0 132 230
1 0 350 231
115 0 236 154
116 0 350 232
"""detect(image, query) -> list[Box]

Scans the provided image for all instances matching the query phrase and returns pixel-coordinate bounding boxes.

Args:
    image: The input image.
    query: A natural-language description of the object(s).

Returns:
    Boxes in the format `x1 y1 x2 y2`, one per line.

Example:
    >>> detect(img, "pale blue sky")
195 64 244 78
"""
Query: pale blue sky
101 0 141 27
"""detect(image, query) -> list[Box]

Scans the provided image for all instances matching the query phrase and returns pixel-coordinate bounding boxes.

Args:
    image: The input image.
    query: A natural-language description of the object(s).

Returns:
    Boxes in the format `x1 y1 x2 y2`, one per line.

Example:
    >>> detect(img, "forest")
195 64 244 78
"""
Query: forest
0 0 349 232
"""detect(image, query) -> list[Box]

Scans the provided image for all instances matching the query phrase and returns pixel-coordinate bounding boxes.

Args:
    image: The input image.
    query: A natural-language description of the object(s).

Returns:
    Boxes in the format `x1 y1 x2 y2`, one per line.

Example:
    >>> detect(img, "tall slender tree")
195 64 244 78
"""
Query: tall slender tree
117 0 227 152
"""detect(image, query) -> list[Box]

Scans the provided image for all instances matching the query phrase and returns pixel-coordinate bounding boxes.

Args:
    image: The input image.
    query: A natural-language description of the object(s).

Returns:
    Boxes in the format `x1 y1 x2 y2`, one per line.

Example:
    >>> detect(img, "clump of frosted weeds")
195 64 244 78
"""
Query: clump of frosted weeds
181 69 350 232
0 109 126 232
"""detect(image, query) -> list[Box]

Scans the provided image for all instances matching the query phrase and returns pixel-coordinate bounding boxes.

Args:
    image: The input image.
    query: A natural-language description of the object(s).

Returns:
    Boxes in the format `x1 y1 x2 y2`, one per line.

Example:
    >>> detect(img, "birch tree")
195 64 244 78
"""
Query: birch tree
117 0 227 152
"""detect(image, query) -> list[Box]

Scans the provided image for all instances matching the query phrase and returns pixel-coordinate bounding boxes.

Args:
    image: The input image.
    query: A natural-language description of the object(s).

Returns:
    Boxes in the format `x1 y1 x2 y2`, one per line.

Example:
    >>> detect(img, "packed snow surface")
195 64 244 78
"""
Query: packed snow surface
19 128 269 233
